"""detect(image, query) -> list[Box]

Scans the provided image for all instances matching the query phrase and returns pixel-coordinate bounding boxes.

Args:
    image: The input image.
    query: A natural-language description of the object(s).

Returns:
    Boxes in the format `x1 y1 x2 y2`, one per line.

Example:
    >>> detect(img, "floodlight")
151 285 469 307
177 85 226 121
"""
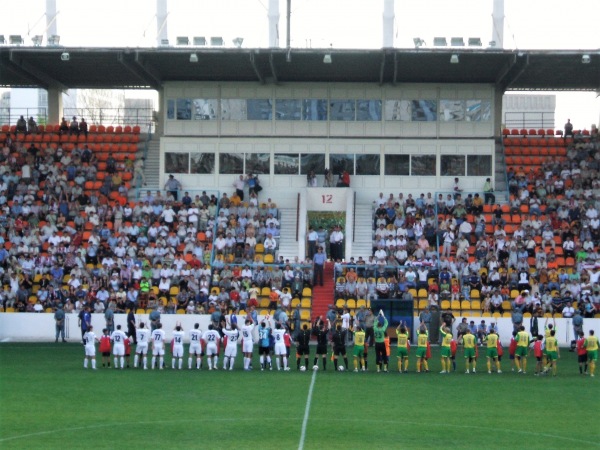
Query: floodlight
47 35 60 46
176 36 189 46
450 37 464 47
189 53 198 63
61 52 70 61
9 35 23 45
0 35 4 45
193 36 206 46
413 37 425 48
450 54 459 64
488 40 497 48
433 37 447 47
32 35 43 46
582 54 591 64
160 38 169 46
468 37 482 47
232 37 244 48
323 53 332 64
210 36 224 46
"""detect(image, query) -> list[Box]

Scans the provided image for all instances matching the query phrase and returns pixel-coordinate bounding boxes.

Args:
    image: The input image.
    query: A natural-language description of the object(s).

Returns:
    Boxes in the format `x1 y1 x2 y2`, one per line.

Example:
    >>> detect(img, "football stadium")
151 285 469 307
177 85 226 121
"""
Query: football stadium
0 0 599 448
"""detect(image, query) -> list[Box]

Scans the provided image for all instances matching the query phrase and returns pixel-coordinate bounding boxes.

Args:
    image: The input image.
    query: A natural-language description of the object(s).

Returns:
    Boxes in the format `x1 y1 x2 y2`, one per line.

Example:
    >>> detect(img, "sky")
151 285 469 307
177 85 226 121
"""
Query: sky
1 0 598 127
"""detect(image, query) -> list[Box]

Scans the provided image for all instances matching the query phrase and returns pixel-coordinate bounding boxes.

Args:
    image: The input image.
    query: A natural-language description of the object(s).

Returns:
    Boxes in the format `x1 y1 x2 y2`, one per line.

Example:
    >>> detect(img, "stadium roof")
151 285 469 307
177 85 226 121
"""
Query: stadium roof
1 47 598 92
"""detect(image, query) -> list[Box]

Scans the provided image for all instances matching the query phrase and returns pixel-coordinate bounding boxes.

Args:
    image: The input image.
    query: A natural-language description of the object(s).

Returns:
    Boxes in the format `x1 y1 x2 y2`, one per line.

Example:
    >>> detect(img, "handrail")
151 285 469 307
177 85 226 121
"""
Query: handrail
295 192 300 242
503 111 555 130
62 107 155 129
352 190 356 242
0 108 47 126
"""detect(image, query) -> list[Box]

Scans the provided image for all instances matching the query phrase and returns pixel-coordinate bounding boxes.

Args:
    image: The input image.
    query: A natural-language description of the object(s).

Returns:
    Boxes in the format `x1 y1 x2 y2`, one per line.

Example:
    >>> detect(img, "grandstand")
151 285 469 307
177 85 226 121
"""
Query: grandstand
0 41 599 342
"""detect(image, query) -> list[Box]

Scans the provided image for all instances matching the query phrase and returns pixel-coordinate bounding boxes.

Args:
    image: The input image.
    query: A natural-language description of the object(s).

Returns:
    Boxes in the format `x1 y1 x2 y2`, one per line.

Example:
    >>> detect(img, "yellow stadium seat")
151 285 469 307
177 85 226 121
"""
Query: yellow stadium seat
470 289 480 299
451 300 460 311
5 307 15 312
261 287 271 296
136 308 146 314
440 300 451 310
460 300 470 311
263 254 274 264
346 299 356 309
502 301 512 310
408 288 418 298
301 298 312 308
302 287 312 297
259 298 270 308
417 289 428 299
255 243 265 253
356 299 367 308
471 300 481 310
291 298 301 308
335 298 345 308
169 286 179 296
176 309 185 314
300 310 311 320
418 299 428 310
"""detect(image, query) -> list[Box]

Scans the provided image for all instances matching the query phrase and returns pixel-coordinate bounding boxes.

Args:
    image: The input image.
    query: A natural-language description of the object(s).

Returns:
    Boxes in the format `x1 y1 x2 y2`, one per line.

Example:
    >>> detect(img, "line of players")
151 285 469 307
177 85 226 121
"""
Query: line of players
82 313 599 376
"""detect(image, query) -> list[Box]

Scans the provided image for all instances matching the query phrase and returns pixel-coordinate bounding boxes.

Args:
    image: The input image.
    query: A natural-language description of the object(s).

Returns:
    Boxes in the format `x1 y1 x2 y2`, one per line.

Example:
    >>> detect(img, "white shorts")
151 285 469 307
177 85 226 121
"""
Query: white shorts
189 344 202 355
206 343 218 356
224 346 237 358
136 343 148 355
172 345 184 358
113 345 125 356
242 341 254 353
85 346 96 357
153 345 165 356
274 343 287 356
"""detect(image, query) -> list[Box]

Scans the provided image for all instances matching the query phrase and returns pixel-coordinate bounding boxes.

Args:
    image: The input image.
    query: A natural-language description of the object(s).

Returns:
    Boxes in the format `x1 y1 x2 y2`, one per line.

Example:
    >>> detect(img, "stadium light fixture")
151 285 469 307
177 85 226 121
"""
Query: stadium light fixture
582 54 591 64
413 37 425 48
210 36 224 46
47 35 60 46
193 36 206 46
450 54 459 64
488 40 497 48
61 52 70 61
32 35 43 46
0 35 5 45
160 38 169 46
323 53 332 64
468 37 482 47
232 37 244 48
189 53 198 63
9 35 23 45
450 37 464 47
433 37 447 47
176 36 189 46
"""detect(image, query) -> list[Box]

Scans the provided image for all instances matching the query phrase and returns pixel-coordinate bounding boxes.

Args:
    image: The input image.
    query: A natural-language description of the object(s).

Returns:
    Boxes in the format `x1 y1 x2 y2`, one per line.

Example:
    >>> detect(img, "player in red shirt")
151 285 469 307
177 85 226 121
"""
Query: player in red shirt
99 328 112 368
576 331 588 375
533 335 544 376
124 335 132 368
509 331 518 372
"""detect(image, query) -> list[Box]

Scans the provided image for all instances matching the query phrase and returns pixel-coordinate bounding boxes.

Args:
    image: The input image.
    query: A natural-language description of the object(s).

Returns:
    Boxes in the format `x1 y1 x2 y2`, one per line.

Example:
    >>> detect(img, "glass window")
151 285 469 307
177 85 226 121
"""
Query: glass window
301 153 325 175
302 99 328 120
275 99 302 120
190 153 215 174
411 100 437 122
246 99 272 120
330 154 354 175
245 153 270 175
221 99 246 120
167 99 175 120
441 155 465 176
356 100 382 121
384 154 409 176
192 99 218 120
356 154 380 175
164 152 189 174
329 100 355 121
411 155 436 176
219 153 244 174
440 100 465 121
274 153 299 175
465 100 492 122
384 100 411 121
176 99 192 120
467 155 492 176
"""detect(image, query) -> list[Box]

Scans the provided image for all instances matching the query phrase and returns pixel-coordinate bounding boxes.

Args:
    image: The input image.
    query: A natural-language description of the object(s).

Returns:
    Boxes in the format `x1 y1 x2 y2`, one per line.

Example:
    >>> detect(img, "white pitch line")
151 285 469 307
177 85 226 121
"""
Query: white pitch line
298 369 317 450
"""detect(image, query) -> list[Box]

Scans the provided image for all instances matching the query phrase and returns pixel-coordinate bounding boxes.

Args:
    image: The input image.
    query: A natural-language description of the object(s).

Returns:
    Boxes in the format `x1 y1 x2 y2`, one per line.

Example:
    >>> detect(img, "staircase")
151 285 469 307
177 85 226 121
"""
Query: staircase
351 202 374 260
311 262 335 321
277 207 298 261
143 136 161 190
493 142 508 204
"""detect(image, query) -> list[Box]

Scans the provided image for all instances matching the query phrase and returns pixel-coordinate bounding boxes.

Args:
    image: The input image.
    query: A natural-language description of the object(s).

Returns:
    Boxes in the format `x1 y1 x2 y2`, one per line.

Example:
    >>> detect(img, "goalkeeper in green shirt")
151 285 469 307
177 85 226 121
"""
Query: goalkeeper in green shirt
374 310 388 373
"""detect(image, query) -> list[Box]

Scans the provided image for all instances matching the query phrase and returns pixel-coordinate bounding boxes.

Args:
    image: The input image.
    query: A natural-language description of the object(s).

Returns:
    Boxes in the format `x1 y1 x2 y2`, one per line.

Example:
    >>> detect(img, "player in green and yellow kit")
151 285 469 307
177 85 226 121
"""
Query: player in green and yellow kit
585 330 599 377
462 328 477 374
353 326 366 372
416 325 429 373
544 330 560 376
396 321 410 373
439 326 452 374
484 329 501 374
515 325 530 374
543 317 556 371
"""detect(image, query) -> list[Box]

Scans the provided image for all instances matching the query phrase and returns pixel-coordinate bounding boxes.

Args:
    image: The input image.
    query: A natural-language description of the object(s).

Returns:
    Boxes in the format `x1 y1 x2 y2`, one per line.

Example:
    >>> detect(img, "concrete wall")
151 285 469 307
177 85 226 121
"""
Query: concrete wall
1 313 597 347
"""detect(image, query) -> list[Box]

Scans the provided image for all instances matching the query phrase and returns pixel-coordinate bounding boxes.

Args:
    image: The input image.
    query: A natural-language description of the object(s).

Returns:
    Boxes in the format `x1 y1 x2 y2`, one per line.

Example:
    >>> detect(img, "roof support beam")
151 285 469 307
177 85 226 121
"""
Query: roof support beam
378 52 386 86
503 53 529 90
494 54 517 88
269 53 279 84
8 50 66 91
131 52 162 89
249 52 265 84
392 52 398 85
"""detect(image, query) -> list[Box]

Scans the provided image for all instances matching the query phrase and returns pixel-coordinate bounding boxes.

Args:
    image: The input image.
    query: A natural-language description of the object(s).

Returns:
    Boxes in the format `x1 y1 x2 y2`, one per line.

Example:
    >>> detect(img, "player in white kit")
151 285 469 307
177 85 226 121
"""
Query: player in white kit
241 318 255 370
272 324 289 371
188 323 204 369
111 325 128 369
135 322 150 369
202 324 221 370
83 325 99 369
222 325 240 370
151 323 166 370
171 325 185 370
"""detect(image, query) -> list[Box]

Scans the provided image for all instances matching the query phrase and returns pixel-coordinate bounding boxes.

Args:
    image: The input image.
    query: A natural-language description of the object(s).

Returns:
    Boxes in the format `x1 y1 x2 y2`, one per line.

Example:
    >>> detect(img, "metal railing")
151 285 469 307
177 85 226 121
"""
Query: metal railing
503 112 555 130
62 107 155 130
0 108 47 125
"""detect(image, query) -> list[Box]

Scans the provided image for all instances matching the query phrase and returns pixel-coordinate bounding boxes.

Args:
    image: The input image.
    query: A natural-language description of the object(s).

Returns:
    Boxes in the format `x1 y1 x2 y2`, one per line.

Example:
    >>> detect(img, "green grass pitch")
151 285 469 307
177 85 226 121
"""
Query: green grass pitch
0 343 598 449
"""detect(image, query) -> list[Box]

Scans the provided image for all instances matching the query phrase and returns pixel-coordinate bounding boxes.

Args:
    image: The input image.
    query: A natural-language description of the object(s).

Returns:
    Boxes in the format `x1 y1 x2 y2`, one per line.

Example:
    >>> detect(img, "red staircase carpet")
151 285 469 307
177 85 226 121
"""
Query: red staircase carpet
311 262 335 321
